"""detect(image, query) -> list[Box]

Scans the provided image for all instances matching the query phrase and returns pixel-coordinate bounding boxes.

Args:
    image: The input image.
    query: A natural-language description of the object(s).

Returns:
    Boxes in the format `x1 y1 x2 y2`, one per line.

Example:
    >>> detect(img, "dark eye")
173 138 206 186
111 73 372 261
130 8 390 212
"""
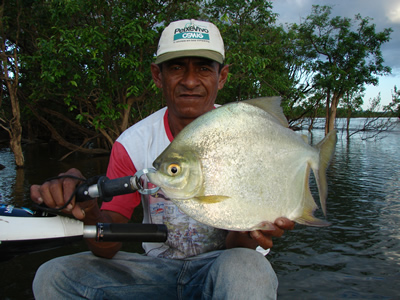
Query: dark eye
167 164 181 176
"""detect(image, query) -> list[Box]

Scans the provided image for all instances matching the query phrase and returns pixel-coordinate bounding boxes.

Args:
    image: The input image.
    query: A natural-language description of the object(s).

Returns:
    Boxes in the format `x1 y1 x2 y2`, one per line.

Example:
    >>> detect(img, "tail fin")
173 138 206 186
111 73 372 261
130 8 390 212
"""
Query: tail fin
314 130 337 216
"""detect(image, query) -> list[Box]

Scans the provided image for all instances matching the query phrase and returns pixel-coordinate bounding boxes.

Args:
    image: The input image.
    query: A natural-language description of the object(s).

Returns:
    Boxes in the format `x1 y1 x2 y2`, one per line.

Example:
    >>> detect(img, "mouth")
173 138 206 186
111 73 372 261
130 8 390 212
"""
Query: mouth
179 94 203 101
177 90 204 100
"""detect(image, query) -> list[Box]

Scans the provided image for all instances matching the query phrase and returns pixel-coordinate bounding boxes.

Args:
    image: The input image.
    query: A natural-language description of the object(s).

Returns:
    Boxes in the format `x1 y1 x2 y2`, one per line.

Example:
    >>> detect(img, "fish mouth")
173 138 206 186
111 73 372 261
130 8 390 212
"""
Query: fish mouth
152 161 160 170
146 171 158 187
147 161 160 184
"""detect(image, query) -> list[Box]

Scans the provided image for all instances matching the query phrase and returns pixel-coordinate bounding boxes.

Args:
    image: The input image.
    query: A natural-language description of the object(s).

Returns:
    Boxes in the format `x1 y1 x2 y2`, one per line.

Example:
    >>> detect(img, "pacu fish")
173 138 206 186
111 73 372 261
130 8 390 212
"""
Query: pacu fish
147 97 337 231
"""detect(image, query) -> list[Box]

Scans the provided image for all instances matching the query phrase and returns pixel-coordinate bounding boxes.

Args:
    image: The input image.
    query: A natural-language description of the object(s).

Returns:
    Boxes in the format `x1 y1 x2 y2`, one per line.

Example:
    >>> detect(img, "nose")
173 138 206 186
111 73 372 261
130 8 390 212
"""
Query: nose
180 64 200 89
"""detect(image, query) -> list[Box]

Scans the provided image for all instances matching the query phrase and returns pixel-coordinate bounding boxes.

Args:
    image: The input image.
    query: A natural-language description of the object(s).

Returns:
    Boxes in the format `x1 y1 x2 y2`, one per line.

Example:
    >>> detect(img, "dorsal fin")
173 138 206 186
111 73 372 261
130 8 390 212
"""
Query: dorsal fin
243 97 289 128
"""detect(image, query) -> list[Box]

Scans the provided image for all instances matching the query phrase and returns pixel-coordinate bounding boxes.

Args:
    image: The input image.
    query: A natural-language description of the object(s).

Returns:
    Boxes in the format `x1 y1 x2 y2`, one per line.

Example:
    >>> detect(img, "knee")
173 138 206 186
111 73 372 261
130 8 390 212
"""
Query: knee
220 248 271 269
33 255 78 298
216 248 277 283
33 257 65 295
208 248 278 298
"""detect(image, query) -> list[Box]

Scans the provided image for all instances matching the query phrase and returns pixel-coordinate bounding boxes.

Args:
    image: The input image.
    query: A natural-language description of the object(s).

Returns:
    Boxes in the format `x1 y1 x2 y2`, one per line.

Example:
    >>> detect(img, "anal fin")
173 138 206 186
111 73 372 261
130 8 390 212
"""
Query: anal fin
295 215 331 227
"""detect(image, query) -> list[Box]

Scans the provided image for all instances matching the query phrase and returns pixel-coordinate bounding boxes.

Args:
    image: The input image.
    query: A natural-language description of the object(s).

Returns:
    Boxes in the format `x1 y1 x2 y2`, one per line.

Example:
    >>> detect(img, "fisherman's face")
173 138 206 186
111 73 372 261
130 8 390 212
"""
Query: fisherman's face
151 57 229 120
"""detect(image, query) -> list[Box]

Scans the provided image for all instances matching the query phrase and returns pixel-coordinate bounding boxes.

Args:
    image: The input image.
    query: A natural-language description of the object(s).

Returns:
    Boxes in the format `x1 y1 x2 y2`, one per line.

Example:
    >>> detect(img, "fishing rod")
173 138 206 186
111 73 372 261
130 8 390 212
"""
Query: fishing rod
0 169 166 259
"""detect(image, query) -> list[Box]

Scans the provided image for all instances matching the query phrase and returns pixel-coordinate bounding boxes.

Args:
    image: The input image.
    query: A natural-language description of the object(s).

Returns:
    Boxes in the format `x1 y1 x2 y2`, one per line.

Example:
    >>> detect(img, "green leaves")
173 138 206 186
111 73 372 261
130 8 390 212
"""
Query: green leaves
204 0 288 102
2 0 394 151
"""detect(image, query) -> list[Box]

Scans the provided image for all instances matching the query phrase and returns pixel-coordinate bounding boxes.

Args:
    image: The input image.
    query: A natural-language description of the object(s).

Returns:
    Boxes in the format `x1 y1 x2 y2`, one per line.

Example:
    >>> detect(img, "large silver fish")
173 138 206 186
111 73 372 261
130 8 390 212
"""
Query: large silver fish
148 97 337 231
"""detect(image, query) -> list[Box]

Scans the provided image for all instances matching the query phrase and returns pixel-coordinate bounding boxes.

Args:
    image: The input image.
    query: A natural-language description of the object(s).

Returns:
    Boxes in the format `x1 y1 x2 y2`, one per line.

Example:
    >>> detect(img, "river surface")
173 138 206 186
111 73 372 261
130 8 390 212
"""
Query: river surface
0 118 399 299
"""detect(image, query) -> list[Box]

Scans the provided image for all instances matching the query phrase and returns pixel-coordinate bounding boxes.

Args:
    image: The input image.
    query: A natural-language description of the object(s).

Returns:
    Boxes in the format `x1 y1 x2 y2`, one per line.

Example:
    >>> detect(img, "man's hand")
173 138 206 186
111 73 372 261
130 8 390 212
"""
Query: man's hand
31 168 129 258
30 168 95 220
225 217 295 250
249 217 295 249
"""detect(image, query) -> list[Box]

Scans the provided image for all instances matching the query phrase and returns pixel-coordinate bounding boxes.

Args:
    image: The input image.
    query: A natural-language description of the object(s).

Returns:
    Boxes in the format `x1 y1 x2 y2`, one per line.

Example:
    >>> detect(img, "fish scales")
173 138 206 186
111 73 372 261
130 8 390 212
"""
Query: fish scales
148 97 337 231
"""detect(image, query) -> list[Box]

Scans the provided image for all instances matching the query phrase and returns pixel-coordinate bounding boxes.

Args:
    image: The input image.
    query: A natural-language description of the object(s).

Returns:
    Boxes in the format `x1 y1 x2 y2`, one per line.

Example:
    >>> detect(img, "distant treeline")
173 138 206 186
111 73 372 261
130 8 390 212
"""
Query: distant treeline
288 107 398 119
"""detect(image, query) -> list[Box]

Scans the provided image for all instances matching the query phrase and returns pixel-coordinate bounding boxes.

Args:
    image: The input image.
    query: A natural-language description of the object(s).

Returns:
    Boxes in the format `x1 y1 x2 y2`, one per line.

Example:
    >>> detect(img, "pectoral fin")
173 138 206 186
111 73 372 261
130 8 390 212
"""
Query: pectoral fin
194 195 230 204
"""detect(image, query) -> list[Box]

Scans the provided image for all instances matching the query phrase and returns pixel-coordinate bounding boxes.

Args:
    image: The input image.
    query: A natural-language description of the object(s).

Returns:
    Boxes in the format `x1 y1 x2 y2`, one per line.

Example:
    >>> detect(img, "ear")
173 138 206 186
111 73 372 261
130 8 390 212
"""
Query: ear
151 63 163 88
218 64 229 90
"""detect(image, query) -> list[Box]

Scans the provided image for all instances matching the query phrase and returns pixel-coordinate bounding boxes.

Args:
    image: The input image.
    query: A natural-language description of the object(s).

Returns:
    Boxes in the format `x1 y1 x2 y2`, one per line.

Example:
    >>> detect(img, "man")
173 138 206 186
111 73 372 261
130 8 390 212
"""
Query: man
31 19 294 299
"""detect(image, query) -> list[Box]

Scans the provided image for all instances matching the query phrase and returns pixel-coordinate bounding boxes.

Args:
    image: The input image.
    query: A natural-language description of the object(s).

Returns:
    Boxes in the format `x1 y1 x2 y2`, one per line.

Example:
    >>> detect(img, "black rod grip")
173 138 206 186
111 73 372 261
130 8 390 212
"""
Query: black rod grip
96 223 168 242
75 176 139 202
99 176 139 200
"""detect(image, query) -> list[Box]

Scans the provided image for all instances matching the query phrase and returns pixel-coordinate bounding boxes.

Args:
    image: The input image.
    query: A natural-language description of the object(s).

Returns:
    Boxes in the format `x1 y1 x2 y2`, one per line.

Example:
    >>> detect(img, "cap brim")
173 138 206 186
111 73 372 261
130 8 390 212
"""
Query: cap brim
155 50 224 64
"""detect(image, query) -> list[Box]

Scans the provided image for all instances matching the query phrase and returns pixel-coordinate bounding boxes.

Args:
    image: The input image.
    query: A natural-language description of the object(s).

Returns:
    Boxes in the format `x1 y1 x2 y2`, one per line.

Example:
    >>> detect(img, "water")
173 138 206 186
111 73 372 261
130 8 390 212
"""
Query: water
271 118 400 299
1 119 399 299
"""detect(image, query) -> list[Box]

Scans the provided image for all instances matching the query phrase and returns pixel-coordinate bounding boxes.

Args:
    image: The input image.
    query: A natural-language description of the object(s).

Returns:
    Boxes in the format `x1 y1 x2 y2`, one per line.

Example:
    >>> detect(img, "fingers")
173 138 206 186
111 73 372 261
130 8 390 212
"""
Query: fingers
70 198 98 220
71 204 86 220
30 184 44 204
59 172 80 210
248 218 295 249
275 217 295 230
50 177 69 208
258 218 295 239
58 169 85 207
249 230 273 249
30 180 65 208
30 168 85 213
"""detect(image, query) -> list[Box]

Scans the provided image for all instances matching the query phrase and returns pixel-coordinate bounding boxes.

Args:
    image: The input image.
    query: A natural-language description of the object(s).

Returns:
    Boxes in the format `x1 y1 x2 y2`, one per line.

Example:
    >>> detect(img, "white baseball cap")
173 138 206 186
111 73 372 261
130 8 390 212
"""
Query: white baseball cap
155 19 225 64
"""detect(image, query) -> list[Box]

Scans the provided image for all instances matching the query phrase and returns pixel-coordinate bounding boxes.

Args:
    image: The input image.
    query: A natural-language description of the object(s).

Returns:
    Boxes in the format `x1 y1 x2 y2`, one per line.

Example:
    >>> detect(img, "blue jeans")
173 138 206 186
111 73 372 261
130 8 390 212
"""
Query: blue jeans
33 248 278 299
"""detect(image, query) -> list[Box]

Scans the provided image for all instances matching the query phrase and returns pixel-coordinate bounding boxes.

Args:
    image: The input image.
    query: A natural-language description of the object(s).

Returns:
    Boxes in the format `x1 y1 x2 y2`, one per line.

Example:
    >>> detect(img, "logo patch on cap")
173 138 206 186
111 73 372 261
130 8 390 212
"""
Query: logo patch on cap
173 24 210 42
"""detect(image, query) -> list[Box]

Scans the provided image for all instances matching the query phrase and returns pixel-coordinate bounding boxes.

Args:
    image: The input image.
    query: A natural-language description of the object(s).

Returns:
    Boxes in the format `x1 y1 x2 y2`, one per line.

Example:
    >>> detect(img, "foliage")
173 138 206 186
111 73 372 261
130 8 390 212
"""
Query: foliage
4 0 207 151
203 0 291 104
31 0 167 146
0 1 395 159
384 86 400 118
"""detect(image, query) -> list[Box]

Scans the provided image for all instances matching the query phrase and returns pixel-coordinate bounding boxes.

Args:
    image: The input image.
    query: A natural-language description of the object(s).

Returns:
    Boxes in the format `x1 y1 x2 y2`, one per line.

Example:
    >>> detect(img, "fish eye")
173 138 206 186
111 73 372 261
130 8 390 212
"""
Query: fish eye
167 164 181 176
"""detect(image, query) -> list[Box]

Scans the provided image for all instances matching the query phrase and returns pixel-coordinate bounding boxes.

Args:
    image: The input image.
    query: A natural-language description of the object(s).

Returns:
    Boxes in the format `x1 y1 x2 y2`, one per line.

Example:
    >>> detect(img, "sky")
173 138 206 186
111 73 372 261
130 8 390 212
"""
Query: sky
270 0 400 109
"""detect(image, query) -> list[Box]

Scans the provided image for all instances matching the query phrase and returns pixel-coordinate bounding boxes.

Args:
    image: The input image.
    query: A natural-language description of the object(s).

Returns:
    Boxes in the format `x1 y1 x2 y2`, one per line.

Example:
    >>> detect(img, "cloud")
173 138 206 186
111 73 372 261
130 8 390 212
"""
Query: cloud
271 0 400 106
272 0 400 69
385 3 400 23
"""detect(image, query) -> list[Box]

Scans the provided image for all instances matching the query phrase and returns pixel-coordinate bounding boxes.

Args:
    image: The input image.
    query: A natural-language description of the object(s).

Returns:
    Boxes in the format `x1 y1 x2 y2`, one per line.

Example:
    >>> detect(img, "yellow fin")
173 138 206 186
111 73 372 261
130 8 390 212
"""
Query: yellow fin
314 129 337 216
194 195 230 204
242 97 289 128
296 169 331 227
294 172 330 227
296 215 331 227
